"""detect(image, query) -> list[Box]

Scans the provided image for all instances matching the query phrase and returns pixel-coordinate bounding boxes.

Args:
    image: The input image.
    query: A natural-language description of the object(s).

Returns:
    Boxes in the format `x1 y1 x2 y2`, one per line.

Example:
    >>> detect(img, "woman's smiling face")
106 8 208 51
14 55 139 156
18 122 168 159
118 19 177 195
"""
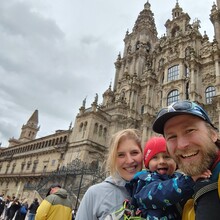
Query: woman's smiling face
116 138 143 181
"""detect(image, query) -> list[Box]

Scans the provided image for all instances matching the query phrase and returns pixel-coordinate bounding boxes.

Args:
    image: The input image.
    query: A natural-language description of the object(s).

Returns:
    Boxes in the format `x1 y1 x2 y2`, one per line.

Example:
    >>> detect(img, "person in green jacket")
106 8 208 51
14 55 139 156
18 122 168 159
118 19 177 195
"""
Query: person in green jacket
35 183 72 220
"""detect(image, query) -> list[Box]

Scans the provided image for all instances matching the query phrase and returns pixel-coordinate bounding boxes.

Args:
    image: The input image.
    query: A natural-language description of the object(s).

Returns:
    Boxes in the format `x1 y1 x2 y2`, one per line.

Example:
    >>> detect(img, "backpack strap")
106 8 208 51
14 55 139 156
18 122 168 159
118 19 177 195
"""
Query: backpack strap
182 169 220 220
182 181 218 220
194 161 220 202
194 181 218 203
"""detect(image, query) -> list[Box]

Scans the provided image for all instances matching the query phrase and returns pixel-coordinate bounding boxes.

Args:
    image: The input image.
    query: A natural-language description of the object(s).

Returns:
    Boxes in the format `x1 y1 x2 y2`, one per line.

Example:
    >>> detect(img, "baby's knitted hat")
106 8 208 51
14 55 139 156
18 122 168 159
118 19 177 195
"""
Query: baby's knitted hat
144 136 167 168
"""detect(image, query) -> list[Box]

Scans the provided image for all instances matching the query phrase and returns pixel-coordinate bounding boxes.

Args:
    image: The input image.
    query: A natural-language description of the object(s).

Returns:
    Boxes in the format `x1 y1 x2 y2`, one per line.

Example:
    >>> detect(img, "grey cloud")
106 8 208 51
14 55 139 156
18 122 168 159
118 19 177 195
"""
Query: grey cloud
0 0 214 146
0 1 63 39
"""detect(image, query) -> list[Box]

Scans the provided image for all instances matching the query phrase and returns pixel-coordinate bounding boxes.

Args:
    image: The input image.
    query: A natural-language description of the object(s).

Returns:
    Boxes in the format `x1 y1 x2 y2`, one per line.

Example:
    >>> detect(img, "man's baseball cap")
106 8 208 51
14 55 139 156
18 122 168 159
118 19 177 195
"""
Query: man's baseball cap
46 183 61 197
152 100 216 134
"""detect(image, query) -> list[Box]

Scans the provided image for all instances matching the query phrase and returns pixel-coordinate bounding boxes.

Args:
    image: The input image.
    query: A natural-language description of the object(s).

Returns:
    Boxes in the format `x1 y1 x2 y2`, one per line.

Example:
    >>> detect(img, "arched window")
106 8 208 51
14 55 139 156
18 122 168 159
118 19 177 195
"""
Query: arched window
52 139 55 146
79 123 83 132
141 105 144 114
103 128 107 138
63 136 67 142
205 86 216 104
55 138 59 145
99 125 103 137
168 65 179 81
83 121 87 131
167 90 179 105
94 123 98 134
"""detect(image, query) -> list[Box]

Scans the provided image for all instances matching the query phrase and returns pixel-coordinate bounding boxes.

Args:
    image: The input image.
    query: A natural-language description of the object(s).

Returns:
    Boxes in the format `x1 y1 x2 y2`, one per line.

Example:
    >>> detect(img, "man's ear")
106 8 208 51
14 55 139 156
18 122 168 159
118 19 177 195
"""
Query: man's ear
210 129 218 142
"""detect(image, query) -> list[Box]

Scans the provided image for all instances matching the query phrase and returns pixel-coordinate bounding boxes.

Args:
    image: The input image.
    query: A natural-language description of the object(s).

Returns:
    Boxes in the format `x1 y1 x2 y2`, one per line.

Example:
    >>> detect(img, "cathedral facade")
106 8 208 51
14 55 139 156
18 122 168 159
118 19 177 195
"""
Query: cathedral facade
1 1 220 207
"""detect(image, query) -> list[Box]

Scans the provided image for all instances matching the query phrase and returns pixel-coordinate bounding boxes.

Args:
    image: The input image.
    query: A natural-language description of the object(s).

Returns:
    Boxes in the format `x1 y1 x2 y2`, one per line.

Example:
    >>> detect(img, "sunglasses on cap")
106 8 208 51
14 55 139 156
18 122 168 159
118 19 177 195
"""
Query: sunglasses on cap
152 100 216 134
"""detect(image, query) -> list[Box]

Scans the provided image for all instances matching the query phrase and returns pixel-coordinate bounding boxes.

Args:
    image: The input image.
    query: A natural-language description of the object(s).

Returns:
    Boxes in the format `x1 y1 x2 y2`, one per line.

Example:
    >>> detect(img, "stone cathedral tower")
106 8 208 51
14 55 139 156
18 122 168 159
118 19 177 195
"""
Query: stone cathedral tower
71 0 220 162
8 110 40 147
0 0 220 204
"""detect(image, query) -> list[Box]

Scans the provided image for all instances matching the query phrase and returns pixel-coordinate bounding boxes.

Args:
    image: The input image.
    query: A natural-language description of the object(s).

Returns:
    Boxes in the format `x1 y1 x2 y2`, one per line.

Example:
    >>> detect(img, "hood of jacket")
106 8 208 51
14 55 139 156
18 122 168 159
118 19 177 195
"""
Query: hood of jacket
104 173 128 187
53 188 68 199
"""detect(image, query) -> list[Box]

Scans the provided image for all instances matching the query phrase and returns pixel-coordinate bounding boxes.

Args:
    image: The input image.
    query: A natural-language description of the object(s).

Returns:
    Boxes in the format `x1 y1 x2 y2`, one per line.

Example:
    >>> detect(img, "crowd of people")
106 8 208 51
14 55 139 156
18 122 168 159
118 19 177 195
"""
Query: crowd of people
0 195 39 220
0 100 219 220
0 183 73 220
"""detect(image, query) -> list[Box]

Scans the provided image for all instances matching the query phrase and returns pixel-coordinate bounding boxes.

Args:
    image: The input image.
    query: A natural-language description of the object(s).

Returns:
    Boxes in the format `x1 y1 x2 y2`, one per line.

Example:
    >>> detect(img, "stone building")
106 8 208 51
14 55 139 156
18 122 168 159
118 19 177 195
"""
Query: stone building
0 0 220 208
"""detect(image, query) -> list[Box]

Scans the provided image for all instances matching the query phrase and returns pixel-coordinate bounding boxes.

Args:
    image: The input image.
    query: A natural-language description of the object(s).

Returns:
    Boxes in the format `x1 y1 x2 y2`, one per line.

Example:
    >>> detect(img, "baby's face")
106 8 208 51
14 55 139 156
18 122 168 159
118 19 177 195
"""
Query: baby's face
148 152 176 175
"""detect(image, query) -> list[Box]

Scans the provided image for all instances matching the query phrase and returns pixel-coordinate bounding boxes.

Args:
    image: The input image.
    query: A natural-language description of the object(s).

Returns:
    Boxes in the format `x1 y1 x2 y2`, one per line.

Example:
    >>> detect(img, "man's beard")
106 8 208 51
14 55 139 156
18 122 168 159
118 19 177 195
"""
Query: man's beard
173 142 218 176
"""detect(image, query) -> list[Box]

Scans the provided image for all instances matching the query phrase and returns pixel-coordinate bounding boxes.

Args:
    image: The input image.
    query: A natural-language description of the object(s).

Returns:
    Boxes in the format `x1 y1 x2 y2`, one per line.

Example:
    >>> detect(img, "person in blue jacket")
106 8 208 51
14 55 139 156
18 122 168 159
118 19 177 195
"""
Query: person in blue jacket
126 136 210 219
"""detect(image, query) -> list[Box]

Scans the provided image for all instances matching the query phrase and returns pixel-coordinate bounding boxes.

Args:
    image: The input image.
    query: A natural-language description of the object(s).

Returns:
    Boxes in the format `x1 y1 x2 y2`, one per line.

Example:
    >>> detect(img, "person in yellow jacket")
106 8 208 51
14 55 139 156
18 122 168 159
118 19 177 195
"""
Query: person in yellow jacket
35 183 72 220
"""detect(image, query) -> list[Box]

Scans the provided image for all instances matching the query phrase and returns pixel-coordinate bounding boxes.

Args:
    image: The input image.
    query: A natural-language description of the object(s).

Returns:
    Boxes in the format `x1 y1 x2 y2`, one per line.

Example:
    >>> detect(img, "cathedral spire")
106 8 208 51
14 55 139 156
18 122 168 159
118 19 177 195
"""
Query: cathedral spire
27 109 39 125
132 1 157 37
172 0 183 19
144 0 150 10
210 1 220 47
19 109 40 142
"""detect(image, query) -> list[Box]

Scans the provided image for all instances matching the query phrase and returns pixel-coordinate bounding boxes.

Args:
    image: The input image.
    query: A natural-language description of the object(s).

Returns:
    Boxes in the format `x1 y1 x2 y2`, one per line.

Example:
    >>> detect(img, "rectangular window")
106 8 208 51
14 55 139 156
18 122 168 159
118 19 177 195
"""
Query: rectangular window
21 163 25 171
168 65 179 81
32 163 37 173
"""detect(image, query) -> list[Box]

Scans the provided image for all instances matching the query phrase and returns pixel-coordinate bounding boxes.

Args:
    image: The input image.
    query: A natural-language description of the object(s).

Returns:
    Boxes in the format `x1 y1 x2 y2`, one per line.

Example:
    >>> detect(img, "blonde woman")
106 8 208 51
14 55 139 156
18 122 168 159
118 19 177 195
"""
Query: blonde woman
75 129 143 220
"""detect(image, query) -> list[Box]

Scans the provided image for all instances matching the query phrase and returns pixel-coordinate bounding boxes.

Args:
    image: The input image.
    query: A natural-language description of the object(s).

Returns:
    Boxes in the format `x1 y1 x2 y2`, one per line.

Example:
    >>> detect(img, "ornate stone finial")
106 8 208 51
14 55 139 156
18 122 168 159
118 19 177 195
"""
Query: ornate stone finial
82 97 87 108
94 93 98 104
175 0 179 7
69 122 72 130
203 31 209 40
192 18 201 30
117 52 121 60
109 80 112 88
211 2 217 12
144 1 151 10
212 40 218 52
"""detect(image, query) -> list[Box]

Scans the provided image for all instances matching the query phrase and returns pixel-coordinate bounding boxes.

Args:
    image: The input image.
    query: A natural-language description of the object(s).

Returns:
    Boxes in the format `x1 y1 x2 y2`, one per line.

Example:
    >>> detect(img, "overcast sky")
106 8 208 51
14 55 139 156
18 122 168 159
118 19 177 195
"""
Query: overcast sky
0 0 215 146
